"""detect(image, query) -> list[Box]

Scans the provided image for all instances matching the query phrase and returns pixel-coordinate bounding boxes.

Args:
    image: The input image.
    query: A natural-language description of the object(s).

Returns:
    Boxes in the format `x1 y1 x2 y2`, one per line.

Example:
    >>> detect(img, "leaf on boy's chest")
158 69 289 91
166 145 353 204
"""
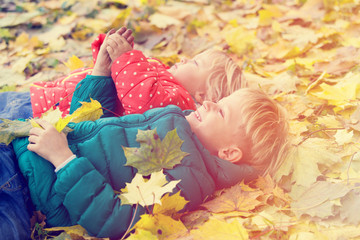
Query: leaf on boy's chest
123 128 189 176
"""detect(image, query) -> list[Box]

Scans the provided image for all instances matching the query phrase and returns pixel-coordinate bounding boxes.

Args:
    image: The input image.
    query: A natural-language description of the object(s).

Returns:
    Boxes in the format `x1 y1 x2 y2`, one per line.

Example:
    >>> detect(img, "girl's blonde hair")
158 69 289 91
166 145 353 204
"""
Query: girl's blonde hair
203 49 246 102
235 88 289 176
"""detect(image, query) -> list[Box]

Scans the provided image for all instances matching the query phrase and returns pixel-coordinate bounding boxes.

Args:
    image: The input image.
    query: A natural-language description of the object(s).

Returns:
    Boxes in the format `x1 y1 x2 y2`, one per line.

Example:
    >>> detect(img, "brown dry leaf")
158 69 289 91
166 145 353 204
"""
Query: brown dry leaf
201 184 262 214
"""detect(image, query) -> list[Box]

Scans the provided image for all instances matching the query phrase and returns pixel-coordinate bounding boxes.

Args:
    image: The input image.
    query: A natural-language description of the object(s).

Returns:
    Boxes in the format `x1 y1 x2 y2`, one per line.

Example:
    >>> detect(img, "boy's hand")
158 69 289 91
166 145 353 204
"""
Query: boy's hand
107 28 134 62
27 119 74 168
92 29 116 77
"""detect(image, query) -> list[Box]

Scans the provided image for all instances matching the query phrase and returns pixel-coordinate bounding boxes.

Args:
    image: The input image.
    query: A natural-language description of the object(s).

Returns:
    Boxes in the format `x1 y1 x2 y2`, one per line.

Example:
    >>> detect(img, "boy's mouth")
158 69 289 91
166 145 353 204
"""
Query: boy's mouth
194 110 201 122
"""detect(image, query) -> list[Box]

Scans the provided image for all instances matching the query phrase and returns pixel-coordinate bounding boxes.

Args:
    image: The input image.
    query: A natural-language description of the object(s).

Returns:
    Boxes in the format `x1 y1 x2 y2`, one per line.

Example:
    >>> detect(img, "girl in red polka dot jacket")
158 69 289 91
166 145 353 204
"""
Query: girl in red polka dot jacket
30 27 246 117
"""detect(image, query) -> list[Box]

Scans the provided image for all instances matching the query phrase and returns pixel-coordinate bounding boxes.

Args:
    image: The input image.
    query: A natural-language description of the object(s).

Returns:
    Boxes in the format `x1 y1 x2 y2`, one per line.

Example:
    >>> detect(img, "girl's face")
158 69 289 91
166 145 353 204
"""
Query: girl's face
167 52 210 104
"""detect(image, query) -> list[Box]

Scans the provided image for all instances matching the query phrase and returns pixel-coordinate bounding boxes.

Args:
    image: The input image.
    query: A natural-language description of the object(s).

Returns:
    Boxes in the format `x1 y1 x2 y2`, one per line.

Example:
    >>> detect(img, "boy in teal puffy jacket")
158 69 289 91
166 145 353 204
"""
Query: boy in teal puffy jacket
12 70 288 238
10 28 288 239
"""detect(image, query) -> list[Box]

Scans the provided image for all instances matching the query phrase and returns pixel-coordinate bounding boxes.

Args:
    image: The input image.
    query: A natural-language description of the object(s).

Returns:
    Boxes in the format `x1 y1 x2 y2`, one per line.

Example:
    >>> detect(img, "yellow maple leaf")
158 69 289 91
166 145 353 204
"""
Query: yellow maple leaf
258 5 283 26
119 170 180 207
126 229 158 240
201 184 262 213
224 25 256 56
133 213 187 239
310 72 360 111
31 99 103 133
153 191 189 216
63 55 84 71
275 138 342 187
190 218 248 240
63 98 103 124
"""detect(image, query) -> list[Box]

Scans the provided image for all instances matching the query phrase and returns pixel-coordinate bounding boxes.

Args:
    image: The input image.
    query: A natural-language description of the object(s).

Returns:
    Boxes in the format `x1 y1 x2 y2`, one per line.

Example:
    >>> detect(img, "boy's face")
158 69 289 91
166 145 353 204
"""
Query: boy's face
185 90 245 157
167 52 210 103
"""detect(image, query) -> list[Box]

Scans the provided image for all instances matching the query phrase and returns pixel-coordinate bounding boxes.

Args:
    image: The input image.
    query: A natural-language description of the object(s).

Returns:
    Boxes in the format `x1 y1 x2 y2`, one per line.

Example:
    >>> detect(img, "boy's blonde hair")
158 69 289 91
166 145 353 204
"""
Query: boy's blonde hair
235 88 289 176
202 49 246 102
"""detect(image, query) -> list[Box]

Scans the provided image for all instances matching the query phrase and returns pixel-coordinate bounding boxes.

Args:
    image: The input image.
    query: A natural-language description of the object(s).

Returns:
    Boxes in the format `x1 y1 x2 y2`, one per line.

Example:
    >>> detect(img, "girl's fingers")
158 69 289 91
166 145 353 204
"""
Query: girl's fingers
35 119 53 130
109 34 128 46
127 36 134 45
105 29 116 40
116 27 127 35
28 135 39 144
29 127 43 136
107 37 119 48
122 29 133 40
106 46 114 54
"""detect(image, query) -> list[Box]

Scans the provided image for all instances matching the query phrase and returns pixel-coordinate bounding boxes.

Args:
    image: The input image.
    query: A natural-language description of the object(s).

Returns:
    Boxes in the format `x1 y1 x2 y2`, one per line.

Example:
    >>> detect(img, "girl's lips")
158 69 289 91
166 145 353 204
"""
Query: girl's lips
194 110 201 122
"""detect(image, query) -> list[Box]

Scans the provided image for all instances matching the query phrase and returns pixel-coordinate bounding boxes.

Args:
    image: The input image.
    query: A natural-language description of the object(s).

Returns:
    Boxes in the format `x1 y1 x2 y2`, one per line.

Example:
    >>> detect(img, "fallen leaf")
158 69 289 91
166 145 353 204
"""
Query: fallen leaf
119 170 181 207
190 217 248 240
153 191 189 217
202 184 262 214
124 128 188 176
0 119 32 145
133 213 187 240
63 55 85 71
291 181 351 219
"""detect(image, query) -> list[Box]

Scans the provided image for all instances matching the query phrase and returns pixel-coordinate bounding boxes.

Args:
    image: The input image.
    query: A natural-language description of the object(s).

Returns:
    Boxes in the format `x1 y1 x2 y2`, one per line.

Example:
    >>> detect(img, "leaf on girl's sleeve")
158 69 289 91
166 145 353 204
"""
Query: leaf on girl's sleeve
0 118 32 145
123 128 189 176
0 99 102 145
119 170 180 207
57 98 103 131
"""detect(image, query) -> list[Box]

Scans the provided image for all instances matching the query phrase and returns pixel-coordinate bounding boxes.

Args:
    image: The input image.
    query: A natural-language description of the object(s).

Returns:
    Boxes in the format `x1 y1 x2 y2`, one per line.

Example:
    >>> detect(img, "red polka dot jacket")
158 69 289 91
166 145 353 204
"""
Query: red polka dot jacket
30 34 196 118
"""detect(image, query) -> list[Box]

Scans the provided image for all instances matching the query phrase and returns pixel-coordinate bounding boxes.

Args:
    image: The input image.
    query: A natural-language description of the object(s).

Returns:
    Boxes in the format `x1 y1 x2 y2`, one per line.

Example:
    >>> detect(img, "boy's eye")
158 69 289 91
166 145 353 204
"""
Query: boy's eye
193 60 198 66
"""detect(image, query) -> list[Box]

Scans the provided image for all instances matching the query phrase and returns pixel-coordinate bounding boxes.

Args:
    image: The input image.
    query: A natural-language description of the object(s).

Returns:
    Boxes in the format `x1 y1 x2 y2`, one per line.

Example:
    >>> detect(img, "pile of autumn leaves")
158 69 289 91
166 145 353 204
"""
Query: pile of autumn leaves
3 0 360 238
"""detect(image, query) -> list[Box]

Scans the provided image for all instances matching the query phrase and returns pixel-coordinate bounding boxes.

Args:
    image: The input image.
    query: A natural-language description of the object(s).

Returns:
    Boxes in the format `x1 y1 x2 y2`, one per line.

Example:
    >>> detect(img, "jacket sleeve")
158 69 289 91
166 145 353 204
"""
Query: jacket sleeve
111 50 196 115
54 157 145 238
69 75 122 118
30 68 90 118
11 137 72 227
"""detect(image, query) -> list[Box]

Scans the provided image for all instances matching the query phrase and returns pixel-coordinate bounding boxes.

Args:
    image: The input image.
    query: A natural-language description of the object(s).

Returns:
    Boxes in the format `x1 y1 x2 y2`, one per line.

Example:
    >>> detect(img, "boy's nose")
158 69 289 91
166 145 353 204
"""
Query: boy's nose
203 101 217 111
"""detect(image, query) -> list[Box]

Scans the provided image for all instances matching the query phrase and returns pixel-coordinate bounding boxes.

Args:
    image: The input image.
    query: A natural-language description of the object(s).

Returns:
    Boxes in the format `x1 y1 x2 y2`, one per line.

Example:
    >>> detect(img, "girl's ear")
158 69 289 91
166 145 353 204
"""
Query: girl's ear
194 91 205 104
218 146 243 163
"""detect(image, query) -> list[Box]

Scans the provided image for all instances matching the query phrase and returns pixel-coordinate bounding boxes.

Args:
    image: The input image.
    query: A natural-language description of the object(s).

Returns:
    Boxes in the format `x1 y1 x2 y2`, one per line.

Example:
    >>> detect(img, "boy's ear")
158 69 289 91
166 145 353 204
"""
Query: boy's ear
194 91 205 104
218 146 243 163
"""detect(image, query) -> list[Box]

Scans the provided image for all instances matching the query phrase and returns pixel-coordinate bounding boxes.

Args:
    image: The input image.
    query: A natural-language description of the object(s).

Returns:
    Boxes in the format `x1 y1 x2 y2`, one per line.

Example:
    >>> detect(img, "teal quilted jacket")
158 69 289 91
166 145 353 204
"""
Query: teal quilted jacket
12 76 257 238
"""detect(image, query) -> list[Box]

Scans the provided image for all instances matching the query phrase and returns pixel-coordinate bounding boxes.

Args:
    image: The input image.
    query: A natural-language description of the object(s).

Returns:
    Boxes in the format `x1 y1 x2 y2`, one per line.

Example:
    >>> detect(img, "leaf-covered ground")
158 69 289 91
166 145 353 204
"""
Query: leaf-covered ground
2 0 360 239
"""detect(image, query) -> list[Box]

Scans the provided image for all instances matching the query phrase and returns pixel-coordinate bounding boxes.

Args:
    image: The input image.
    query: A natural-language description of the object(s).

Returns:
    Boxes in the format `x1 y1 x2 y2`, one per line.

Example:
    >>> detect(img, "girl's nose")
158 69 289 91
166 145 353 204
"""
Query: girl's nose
180 58 188 64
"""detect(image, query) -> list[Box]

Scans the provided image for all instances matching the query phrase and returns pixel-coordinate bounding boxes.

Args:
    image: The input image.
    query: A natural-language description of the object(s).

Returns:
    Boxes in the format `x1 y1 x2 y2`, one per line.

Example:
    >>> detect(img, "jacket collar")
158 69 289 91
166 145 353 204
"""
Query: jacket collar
191 134 259 189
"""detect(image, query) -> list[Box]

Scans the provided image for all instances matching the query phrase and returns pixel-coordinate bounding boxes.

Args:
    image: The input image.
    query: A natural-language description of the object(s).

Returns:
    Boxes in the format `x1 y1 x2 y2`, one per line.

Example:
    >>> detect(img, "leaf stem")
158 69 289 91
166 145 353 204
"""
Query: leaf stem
296 127 345 146
136 186 151 213
49 84 82 111
120 203 138 240
347 152 357 185
250 227 274 239
101 106 122 117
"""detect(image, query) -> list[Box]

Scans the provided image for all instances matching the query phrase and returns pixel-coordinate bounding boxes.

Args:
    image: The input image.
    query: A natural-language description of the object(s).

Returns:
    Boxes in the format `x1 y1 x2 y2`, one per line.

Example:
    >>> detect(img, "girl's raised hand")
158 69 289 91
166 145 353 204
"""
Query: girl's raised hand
106 32 133 62
27 119 74 168
92 29 116 76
